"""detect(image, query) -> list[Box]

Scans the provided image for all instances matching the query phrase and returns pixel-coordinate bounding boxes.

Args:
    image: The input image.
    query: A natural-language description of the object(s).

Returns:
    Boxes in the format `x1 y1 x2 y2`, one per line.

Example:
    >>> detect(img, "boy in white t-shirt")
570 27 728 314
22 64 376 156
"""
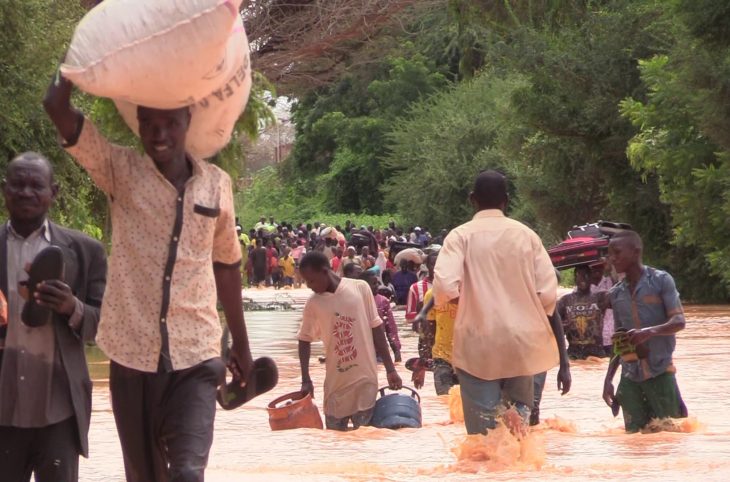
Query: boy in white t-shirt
298 251 403 431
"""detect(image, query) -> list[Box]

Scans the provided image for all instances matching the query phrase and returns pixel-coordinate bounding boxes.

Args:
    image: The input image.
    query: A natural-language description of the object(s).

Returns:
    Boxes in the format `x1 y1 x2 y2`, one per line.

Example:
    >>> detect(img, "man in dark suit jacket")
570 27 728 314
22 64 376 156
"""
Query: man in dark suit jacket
0 152 107 482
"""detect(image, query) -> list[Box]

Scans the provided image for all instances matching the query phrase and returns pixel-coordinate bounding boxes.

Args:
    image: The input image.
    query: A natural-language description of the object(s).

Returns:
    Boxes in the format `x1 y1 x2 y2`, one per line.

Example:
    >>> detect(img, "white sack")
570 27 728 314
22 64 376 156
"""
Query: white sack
394 248 426 266
61 0 243 109
114 17 252 159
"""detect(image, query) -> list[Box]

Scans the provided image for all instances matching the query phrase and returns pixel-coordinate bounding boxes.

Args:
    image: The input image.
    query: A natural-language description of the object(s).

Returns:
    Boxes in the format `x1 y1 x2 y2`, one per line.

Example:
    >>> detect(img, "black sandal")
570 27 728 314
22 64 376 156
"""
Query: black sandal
217 357 279 410
21 246 65 328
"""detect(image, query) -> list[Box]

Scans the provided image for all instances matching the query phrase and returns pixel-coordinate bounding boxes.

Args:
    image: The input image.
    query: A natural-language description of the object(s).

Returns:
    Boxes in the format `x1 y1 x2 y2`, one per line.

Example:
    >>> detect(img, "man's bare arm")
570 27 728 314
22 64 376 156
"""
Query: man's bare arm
214 263 253 384
43 69 83 142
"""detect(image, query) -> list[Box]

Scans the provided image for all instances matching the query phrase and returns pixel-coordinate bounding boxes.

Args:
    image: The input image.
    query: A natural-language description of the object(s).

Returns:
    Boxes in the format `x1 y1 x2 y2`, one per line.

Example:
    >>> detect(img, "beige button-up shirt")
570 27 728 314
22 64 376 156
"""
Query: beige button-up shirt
66 119 241 372
432 209 558 380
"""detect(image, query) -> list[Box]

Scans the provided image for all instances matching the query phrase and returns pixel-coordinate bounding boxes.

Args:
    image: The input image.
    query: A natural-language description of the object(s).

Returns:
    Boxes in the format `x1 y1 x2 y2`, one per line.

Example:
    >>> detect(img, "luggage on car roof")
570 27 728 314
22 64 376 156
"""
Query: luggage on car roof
549 220 632 270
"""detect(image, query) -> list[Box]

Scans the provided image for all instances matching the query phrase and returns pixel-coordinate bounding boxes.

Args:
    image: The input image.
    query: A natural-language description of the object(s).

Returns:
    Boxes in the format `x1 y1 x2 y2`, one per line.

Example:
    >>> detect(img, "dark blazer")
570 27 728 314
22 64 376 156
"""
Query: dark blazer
0 221 107 457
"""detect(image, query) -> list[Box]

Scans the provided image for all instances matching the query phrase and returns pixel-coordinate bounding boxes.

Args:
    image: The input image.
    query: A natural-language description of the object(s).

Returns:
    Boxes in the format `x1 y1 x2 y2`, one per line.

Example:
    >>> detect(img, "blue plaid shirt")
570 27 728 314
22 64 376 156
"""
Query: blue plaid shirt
609 267 683 382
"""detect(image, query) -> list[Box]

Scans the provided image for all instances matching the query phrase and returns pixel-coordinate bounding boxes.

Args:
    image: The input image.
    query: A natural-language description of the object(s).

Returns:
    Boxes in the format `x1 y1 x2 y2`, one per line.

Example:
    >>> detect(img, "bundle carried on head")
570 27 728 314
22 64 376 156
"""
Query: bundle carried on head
61 0 252 158
394 248 425 266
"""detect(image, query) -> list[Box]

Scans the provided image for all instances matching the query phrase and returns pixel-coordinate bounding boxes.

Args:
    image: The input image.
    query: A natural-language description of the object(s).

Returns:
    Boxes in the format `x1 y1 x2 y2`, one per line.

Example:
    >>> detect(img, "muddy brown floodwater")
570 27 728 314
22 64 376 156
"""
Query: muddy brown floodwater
80 291 730 481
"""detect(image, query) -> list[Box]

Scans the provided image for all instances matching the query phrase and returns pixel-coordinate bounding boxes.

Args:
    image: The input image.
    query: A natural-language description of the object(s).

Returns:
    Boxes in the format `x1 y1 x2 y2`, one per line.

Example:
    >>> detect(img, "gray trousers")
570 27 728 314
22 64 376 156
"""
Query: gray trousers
110 358 225 482
456 368 533 435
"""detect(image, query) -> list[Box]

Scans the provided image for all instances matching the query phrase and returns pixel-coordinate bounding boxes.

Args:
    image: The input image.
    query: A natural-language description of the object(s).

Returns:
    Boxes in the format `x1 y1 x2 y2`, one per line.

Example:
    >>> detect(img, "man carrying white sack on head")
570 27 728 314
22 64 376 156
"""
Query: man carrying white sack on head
44 60 254 482
45 1 256 479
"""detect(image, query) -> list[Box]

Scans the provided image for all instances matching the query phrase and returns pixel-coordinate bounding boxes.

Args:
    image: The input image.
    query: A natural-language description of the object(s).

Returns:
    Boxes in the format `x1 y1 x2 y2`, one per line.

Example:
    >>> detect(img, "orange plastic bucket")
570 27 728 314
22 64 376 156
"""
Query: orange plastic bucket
267 391 323 431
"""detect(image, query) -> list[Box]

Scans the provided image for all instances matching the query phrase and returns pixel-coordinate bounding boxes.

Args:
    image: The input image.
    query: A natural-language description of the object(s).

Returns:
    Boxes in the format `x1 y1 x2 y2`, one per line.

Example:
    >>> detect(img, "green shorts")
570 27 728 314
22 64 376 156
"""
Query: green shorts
616 372 682 432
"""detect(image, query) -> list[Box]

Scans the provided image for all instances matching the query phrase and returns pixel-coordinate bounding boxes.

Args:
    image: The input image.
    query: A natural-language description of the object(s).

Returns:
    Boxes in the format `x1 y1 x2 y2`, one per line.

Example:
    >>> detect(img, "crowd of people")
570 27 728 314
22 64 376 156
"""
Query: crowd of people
281 171 688 438
238 217 446 291
0 61 689 482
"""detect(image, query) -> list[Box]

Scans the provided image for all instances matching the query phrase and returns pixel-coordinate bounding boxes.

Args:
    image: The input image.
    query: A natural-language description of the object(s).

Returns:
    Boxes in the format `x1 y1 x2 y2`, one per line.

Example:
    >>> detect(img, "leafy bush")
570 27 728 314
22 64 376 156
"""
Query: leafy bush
235 166 401 230
383 72 527 230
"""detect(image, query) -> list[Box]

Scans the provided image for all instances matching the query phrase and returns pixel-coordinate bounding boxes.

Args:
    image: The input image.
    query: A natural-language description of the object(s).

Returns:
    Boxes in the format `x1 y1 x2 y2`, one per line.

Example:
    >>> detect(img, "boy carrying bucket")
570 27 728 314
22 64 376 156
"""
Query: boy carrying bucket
297 252 402 431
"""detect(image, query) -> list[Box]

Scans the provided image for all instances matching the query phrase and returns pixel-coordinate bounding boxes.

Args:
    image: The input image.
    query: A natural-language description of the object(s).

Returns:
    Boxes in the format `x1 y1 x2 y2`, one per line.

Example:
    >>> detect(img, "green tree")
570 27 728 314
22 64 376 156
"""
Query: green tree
384 72 527 229
287 54 448 212
621 0 730 296
0 0 104 237
486 1 673 246
0 2 273 241
383 0 726 299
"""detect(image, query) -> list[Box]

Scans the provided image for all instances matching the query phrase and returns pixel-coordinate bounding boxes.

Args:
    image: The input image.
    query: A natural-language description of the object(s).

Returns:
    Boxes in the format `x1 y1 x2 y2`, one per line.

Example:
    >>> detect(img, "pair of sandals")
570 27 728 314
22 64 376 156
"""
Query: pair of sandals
22 246 278 410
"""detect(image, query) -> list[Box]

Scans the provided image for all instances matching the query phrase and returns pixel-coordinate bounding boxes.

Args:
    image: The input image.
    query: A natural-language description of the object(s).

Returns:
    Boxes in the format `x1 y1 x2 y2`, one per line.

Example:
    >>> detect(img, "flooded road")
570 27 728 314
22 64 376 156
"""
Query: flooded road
80 291 730 481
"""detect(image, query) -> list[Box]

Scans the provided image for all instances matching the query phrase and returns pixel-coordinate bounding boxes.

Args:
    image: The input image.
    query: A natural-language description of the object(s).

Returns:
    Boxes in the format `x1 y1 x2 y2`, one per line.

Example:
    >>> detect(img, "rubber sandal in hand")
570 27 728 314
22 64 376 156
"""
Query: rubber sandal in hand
21 246 64 328
217 357 279 410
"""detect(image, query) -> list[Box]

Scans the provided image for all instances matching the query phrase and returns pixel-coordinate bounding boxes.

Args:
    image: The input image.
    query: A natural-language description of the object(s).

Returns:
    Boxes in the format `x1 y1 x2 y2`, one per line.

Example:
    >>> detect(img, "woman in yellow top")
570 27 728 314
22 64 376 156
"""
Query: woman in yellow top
411 289 459 395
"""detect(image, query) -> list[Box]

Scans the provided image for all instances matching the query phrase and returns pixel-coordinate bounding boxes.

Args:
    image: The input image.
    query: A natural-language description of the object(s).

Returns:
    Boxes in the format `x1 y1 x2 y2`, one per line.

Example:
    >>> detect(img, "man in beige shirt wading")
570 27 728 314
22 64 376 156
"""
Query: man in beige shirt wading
433 170 569 435
44 67 254 481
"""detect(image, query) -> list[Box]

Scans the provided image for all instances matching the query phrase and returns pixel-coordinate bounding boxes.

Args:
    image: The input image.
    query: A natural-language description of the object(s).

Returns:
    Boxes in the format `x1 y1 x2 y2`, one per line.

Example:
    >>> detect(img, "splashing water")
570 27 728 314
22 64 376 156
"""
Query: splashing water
79 294 730 481
542 416 578 433
643 416 704 434
448 385 464 423
446 381 546 472
452 424 546 472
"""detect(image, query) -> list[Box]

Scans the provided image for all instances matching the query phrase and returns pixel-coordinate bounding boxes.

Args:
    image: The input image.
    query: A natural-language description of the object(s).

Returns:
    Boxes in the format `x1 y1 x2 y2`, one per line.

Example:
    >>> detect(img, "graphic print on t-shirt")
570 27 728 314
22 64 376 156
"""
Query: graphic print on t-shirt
563 295 603 347
333 312 359 373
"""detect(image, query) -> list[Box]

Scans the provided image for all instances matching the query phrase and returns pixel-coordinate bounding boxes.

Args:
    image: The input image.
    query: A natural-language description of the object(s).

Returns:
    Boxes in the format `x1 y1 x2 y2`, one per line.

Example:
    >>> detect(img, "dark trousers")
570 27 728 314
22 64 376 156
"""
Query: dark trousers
0 416 79 482
432 358 459 396
110 358 225 482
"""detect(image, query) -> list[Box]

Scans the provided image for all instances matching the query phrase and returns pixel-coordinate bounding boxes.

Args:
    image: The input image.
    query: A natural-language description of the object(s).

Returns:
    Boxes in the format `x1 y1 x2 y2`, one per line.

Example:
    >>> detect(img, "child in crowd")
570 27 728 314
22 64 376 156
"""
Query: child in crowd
410 250 459 395
338 246 361 276
270 251 281 289
265 240 278 287
342 262 364 279
358 246 375 270
244 246 254 287
279 247 296 288
331 246 343 273
590 260 619 354
297 252 402 431
406 253 436 323
557 265 609 359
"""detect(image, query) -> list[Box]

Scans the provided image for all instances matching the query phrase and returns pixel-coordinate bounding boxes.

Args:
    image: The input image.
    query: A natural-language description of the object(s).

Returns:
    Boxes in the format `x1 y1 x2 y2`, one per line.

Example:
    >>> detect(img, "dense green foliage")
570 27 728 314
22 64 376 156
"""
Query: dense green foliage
384 1 677 253
285 53 448 213
240 0 730 301
236 166 400 229
4 1 730 300
0 0 104 237
384 72 528 231
1 2 272 241
621 0 730 295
